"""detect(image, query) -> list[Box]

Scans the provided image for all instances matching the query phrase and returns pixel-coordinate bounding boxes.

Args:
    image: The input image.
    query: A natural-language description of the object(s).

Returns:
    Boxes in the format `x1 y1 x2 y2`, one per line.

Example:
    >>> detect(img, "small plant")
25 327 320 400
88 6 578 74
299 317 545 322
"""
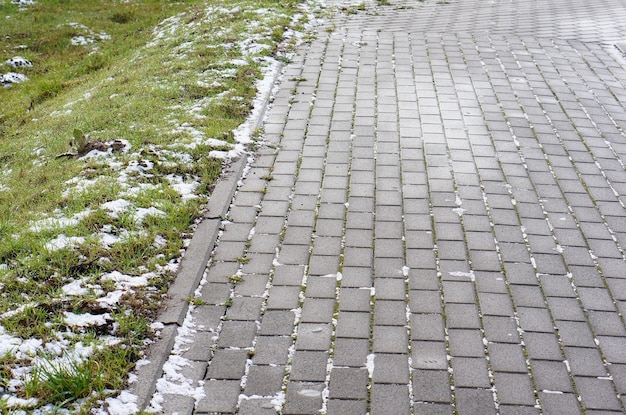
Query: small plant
25 356 104 406
236 256 250 264
229 274 245 284
187 296 208 306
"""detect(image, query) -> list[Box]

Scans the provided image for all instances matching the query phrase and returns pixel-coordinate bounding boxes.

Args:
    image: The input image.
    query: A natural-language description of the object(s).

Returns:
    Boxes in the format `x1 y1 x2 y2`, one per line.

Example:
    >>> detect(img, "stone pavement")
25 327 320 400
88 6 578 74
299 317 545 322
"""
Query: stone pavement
149 0 626 413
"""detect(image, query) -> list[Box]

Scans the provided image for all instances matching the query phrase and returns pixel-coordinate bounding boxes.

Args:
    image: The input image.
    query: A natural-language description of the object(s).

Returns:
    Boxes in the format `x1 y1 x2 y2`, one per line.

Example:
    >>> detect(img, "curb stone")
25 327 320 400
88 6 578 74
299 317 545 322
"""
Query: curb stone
128 61 283 411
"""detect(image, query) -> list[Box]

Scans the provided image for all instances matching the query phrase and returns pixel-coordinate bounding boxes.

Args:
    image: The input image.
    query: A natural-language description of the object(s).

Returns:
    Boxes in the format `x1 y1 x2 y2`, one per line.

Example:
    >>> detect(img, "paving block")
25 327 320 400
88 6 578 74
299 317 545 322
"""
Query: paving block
373 326 409 353
290 350 329 382
326 399 368 415
329 367 369 400
243 365 285 397
333 337 370 367
412 369 453 403
284 381 325 415
253 335 293 365
488 343 528 373
371 384 411 415
455 388 497 414
295 323 333 351
411 340 448 370
493 372 536 405
217 320 257 348
259 310 297 336
205 348 248 380
196 380 241 413
372 353 410 384
448 329 486 357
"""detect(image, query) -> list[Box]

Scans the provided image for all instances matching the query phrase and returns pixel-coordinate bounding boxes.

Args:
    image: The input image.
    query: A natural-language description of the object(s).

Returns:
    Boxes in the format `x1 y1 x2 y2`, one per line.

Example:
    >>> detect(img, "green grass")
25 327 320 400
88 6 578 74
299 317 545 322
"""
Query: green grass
0 0 306 411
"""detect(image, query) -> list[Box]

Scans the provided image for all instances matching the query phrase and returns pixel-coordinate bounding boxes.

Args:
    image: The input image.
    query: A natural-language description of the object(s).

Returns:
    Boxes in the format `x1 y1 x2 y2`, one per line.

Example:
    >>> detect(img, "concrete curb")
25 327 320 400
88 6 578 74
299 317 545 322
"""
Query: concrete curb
129 61 283 411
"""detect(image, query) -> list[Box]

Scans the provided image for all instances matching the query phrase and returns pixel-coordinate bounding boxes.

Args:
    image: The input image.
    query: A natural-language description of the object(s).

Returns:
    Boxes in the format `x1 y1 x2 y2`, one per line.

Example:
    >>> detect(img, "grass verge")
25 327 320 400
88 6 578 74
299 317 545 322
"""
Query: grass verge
0 0 311 411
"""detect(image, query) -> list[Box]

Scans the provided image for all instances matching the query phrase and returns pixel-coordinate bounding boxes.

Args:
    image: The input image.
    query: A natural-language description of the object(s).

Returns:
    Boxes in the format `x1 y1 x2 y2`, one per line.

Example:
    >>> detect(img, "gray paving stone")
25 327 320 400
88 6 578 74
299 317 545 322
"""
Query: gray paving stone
234 274 270 296
206 349 248 380
372 353 411 384
449 329 486 358
196 380 240 413
238 397 280 415
539 392 583 415
253 335 292 366
243 365 285 397
409 290 443 313
412 369 452 403
451 358 491 388
530 359 574 393
329 367 369 400
488 343 528 373
482 316 521 343
372 299 406 326
338 287 372 312
225 296 263 321
374 278 407 300
217 321 257 348
493 372 536 405
304 275 337 298
373 326 409 353
290 351 329 382
588 311 626 337
300 298 335 323
455 388 497 414
326 399 368 415
295 323 333 351
576 376 622 411
284 381 325 415
371 384 411 415
445 304 482 329
413 402 454 415
191 305 226 332
498 405 541 415
557 321 596 347
259 310 297 336
266 286 302 310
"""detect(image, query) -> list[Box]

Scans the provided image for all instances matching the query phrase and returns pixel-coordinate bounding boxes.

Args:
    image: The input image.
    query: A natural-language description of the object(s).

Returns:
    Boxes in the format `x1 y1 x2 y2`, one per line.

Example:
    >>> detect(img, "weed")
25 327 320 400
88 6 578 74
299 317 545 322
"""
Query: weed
236 257 250 264
25 356 104 406
187 297 208 306
229 274 245 284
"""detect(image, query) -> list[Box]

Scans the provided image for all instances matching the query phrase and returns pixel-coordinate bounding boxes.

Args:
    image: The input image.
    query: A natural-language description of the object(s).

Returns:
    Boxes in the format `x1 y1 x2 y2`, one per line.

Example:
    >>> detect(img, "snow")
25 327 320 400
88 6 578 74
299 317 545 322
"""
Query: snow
104 391 140 415
102 199 132 218
101 271 149 289
1 72 28 87
44 234 86 251
62 280 90 296
64 311 110 327
6 56 32 67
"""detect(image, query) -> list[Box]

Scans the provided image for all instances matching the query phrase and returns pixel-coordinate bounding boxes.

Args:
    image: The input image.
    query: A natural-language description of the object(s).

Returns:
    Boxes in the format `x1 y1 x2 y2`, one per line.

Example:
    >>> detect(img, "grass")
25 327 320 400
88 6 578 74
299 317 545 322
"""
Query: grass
0 0 307 411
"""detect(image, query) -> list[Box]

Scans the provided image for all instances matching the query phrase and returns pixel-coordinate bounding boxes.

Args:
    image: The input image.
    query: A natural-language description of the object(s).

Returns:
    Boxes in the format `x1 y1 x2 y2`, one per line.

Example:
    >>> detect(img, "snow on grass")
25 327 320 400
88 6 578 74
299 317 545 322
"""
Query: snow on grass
0 0 320 411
